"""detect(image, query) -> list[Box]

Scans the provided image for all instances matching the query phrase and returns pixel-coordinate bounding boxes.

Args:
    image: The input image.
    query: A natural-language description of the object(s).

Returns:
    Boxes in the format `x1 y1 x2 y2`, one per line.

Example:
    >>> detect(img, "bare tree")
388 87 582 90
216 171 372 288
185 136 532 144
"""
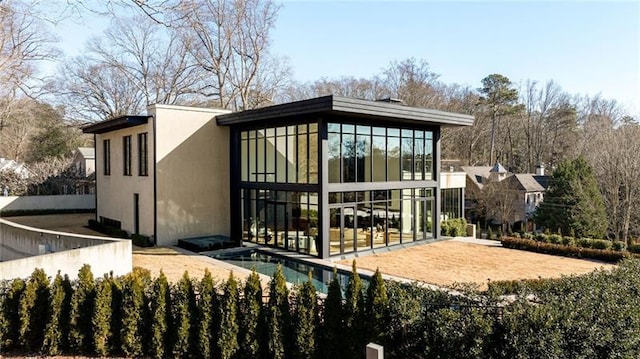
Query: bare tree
585 121 640 243
175 0 290 110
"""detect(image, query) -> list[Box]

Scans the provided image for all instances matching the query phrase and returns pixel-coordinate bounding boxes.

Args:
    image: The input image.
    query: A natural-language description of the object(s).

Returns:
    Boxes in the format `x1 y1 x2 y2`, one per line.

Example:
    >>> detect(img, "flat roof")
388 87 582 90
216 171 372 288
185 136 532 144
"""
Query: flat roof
82 115 149 134
216 95 475 127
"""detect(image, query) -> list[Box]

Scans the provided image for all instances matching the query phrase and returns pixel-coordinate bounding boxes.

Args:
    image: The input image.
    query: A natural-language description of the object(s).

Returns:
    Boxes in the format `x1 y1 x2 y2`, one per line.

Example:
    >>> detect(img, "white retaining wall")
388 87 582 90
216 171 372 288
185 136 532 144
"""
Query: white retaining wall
0 218 131 280
0 194 95 213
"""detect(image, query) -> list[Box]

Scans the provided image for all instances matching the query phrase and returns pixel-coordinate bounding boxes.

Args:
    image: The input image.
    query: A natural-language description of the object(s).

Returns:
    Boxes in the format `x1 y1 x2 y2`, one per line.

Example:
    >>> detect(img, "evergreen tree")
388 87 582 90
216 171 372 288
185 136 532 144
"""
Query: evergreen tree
150 272 172 359
239 270 263 359
172 271 197 358
68 264 95 354
19 268 50 352
344 261 365 359
266 265 290 359
197 269 216 359
0 278 26 351
92 275 114 357
108 274 123 354
119 269 148 357
534 156 608 238
217 272 240 359
292 273 318 359
365 268 389 346
42 272 70 355
321 267 343 359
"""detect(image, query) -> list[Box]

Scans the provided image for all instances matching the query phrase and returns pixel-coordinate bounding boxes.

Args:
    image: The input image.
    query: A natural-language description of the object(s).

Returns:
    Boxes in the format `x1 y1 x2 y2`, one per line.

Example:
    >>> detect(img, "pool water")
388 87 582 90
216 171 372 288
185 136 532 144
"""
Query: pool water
209 250 368 294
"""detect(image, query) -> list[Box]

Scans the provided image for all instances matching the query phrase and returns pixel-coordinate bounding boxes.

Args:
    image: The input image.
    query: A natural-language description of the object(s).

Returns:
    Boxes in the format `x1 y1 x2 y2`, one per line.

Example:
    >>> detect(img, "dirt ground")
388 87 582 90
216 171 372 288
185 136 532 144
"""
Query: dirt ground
339 240 614 289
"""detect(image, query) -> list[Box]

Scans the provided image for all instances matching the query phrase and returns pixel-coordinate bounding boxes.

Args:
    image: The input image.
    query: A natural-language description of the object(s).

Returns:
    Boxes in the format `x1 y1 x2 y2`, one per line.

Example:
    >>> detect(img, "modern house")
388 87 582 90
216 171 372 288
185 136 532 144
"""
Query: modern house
84 96 473 258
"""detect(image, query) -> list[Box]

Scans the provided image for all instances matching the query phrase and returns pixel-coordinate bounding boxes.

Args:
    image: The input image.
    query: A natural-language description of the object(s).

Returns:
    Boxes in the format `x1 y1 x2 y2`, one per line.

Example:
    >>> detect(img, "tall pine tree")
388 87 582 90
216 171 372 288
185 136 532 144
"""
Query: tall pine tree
239 270 263 359
534 156 608 238
266 265 290 359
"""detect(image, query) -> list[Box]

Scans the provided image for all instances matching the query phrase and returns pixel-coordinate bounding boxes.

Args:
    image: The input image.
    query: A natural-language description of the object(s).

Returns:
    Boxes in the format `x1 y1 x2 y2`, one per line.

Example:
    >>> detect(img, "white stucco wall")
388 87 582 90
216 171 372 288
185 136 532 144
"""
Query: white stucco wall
0 218 131 280
95 122 155 238
0 195 95 212
440 171 466 189
151 104 231 246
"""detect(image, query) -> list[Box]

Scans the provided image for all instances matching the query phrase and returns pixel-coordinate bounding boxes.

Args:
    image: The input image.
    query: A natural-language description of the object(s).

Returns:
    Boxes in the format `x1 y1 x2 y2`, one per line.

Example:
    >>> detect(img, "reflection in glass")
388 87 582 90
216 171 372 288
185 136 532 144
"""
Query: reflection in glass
387 137 400 181
342 133 356 182
372 135 386 182
328 131 341 183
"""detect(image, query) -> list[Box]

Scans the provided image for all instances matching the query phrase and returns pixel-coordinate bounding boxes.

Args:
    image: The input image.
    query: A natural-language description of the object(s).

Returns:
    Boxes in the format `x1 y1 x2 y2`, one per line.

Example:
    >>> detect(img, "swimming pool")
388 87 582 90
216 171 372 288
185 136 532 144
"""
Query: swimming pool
209 249 367 294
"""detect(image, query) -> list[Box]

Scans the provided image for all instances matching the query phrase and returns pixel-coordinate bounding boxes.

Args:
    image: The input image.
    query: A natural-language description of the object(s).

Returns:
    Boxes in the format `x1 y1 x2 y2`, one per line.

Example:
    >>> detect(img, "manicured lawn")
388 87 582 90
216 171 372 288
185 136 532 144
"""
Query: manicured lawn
338 239 614 289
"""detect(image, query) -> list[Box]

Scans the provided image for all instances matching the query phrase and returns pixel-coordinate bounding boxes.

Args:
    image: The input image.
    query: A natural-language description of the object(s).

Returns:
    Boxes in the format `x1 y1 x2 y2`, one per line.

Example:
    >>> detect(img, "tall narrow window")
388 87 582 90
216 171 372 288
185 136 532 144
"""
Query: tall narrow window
103 139 111 175
123 135 132 176
138 132 148 176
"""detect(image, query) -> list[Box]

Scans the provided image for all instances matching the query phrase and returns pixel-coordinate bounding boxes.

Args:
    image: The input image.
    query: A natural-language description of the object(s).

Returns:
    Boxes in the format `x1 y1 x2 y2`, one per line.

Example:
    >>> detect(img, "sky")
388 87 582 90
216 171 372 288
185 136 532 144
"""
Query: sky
51 0 640 116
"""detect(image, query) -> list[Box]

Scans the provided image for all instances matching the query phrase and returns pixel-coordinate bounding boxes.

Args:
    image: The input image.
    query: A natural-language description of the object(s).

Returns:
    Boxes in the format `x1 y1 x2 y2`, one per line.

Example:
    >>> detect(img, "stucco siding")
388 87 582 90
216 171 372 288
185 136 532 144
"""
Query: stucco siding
151 105 231 246
95 123 155 237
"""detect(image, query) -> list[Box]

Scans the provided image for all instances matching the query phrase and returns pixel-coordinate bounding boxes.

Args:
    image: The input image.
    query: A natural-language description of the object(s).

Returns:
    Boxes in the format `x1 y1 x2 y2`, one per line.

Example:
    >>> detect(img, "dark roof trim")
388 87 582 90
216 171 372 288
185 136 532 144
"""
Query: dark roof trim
216 95 474 127
82 115 149 134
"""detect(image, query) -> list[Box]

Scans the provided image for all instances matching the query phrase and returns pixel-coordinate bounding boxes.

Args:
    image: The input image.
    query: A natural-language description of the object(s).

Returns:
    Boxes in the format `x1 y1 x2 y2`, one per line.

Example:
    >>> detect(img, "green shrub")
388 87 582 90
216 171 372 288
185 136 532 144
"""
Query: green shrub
561 236 575 246
628 244 640 254
344 261 365 359
501 237 627 263
487 227 493 240
0 278 26 350
130 234 153 247
197 269 215 359
548 234 562 244
68 265 95 354
150 272 172 359
522 232 534 240
591 239 612 250
42 272 71 356
87 220 128 239
217 272 240 359
171 271 197 358
292 273 318 359
239 270 263 359
535 233 548 242
441 218 468 237
92 275 114 356
613 241 627 252
19 268 50 352
120 268 150 357
320 268 343 359
366 268 389 345
266 265 290 359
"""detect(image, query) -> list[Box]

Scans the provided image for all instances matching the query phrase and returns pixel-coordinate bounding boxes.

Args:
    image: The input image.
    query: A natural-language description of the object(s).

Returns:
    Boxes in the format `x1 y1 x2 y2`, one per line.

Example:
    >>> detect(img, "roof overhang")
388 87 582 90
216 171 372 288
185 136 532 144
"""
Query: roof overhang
216 95 475 127
82 115 149 134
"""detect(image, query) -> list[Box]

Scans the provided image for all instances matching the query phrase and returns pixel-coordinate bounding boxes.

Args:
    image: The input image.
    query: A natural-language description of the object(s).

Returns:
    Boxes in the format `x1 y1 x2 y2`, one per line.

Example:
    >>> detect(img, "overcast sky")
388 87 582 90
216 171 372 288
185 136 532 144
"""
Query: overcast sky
52 0 640 116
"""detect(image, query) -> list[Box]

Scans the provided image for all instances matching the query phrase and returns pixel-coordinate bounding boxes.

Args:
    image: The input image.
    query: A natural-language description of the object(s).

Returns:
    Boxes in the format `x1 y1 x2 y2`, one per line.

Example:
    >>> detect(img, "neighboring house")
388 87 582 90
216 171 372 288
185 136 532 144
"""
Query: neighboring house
462 163 549 229
84 96 473 258
71 147 96 194
0 157 30 179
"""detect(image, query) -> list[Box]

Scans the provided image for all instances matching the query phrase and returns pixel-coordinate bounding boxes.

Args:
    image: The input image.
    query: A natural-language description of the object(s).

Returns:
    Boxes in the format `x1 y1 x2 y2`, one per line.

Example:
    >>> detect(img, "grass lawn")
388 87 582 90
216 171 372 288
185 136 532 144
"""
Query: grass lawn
338 239 615 290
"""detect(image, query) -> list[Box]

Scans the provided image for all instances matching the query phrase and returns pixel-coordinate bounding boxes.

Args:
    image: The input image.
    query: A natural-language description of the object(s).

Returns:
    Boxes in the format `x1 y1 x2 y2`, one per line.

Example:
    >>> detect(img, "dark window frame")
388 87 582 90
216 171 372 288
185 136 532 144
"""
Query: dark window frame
103 139 111 175
138 132 148 176
123 135 132 176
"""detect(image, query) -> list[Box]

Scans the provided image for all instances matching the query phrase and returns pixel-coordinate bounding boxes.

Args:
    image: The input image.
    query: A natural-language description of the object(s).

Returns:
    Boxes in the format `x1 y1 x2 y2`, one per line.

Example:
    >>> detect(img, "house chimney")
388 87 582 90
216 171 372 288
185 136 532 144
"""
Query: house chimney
536 164 545 176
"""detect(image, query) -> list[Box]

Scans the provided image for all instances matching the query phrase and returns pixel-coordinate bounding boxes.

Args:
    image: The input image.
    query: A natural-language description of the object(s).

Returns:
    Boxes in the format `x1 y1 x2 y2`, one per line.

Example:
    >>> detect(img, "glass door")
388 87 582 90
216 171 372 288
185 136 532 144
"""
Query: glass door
415 199 434 241
329 205 357 255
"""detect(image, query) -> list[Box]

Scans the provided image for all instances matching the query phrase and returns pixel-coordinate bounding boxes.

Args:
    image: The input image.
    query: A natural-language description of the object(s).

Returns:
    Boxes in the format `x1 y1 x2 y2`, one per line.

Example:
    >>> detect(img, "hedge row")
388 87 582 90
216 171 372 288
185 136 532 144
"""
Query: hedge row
4 260 640 358
500 236 628 262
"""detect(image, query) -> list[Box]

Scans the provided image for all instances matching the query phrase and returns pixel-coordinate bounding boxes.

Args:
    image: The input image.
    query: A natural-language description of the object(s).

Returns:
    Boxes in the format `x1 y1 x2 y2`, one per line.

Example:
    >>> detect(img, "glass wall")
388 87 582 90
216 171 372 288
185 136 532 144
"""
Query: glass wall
242 189 319 255
328 188 435 255
441 188 463 220
328 123 433 183
240 123 318 184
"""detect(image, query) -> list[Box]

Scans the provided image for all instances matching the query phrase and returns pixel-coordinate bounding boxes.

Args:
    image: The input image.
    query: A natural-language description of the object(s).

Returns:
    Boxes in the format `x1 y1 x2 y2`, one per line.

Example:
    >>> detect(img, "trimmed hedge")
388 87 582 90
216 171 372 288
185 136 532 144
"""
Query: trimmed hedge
441 218 467 237
500 236 628 263
87 220 128 239
5 261 640 358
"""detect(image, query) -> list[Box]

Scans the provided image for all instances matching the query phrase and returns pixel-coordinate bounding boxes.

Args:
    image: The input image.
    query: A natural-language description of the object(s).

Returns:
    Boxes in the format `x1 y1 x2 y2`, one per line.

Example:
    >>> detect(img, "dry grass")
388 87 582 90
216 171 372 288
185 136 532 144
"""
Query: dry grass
132 246 242 283
339 240 614 289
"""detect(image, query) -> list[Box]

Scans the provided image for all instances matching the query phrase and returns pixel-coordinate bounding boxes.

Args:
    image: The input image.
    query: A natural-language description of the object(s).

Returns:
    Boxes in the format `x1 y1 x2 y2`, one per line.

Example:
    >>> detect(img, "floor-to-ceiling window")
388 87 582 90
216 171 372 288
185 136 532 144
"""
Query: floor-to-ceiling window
327 122 437 256
239 121 319 255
